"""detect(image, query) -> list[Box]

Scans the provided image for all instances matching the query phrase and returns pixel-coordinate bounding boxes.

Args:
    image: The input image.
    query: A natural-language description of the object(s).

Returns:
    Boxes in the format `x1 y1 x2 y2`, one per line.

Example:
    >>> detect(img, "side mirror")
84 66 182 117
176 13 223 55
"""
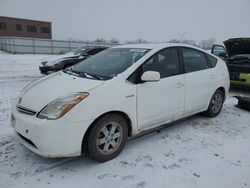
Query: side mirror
141 71 160 82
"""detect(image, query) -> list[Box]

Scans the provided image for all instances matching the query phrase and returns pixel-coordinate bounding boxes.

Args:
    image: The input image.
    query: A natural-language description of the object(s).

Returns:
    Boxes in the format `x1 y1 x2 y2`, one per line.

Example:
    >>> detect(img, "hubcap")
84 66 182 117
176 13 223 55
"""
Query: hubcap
96 122 123 155
211 93 223 114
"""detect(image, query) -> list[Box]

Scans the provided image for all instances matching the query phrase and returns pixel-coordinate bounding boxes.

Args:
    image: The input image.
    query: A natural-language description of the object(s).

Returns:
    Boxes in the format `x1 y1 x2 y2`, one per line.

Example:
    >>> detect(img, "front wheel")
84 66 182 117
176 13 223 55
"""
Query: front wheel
204 89 224 117
86 114 128 162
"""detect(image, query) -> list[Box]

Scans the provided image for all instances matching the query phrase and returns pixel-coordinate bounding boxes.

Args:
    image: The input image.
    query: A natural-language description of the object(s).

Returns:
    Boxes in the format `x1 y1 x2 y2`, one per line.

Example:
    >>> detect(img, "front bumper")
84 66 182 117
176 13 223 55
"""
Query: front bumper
11 101 93 158
228 63 250 87
230 73 250 87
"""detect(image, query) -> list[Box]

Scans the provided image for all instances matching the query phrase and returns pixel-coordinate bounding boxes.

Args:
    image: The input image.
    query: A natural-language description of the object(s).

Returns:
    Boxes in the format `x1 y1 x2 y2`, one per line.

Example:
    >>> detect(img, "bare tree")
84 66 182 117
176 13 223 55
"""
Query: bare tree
110 38 120 44
168 39 179 43
168 38 216 49
93 38 106 44
168 39 198 46
125 38 148 44
198 38 216 50
181 39 198 47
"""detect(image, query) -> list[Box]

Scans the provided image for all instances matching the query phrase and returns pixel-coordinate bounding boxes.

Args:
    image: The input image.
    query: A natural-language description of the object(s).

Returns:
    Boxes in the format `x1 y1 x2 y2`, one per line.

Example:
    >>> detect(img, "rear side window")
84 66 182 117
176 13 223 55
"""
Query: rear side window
206 54 218 68
182 48 209 73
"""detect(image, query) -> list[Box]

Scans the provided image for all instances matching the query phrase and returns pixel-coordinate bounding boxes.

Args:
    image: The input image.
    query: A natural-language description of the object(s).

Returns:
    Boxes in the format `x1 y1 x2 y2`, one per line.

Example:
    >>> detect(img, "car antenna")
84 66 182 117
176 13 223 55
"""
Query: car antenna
178 32 186 43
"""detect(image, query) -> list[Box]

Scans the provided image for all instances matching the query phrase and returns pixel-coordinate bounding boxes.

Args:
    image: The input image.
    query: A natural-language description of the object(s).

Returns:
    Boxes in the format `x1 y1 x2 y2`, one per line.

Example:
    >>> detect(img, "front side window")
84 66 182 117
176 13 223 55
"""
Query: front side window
72 47 86 56
143 48 180 78
68 48 150 79
182 48 209 73
86 49 101 56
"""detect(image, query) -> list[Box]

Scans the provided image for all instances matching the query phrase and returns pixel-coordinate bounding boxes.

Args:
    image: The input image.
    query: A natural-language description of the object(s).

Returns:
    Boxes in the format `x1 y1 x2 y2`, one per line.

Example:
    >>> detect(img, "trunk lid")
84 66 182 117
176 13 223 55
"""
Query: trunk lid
224 38 250 57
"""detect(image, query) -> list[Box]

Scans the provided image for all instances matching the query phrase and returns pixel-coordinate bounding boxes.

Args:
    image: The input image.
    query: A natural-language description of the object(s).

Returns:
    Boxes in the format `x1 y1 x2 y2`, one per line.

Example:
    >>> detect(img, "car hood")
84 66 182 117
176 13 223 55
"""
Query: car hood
18 72 104 112
224 38 250 57
43 53 79 63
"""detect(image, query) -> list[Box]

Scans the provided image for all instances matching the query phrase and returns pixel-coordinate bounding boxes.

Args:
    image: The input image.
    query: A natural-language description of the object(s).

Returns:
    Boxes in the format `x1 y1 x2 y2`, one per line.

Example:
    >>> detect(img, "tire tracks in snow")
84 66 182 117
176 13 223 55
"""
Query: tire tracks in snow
0 75 43 83
31 156 82 176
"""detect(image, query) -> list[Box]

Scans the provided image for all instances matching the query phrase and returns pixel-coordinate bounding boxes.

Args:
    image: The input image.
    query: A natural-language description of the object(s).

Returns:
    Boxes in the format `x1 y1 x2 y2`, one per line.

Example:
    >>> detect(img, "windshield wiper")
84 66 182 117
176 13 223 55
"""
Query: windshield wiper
63 68 86 77
64 68 112 80
84 72 104 80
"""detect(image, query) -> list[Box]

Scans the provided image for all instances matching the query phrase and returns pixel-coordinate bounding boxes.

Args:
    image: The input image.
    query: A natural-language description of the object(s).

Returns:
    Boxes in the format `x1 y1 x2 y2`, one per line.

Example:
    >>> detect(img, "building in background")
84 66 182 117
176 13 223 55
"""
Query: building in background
0 16 52 39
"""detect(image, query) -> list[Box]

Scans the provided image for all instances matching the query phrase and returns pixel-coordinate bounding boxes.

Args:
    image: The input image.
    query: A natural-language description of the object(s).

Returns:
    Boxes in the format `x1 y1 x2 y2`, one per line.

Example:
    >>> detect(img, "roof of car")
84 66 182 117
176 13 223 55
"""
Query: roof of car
111 43 202 50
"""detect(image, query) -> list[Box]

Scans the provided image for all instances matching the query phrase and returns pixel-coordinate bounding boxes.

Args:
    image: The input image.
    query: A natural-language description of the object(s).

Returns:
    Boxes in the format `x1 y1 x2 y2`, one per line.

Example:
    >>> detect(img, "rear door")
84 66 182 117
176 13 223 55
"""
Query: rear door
181 47 217 115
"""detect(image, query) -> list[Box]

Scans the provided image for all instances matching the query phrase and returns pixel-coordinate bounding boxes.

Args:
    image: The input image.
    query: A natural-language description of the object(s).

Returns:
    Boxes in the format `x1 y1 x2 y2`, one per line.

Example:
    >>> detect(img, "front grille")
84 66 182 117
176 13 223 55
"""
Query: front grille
17 105 37 116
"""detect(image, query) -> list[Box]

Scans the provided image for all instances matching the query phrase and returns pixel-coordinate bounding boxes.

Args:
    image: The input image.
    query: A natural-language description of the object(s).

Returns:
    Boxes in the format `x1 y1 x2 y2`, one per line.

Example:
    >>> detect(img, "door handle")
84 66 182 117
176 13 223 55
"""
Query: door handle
175 82 184 88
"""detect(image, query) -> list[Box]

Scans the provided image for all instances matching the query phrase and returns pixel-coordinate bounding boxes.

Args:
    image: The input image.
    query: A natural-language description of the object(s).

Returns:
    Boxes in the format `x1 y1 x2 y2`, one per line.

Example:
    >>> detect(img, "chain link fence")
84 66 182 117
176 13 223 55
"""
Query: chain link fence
0 37 118 54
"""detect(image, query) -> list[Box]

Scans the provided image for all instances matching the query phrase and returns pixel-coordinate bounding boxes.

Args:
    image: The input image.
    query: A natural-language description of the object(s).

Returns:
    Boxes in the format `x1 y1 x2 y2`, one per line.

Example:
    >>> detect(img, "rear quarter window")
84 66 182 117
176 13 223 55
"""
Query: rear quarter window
206 54 218 68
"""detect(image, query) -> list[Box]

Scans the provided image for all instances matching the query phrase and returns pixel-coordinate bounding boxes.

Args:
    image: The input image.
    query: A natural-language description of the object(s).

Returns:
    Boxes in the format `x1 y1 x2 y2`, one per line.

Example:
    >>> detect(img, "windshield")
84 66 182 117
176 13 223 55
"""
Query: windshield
67 48 150 79
65 47 86 56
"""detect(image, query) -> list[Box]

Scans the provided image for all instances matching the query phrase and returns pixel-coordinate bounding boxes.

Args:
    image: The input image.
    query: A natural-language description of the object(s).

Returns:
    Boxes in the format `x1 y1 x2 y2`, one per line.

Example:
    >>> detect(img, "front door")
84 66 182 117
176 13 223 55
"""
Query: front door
136 48 185 130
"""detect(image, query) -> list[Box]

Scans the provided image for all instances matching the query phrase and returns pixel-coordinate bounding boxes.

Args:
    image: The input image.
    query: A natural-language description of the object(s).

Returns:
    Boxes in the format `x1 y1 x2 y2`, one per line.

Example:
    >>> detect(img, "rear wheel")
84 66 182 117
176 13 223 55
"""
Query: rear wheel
86 114 128 162
204 89 224 117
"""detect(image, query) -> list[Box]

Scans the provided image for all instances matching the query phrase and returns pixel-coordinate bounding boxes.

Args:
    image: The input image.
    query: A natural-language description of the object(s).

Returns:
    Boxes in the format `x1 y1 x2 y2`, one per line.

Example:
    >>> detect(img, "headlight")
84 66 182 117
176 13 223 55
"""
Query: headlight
37 93 88 120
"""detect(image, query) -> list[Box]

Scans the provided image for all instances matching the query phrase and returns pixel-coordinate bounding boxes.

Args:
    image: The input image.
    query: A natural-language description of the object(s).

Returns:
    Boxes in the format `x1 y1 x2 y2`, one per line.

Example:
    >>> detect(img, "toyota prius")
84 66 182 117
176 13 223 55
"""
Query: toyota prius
11 43 230 162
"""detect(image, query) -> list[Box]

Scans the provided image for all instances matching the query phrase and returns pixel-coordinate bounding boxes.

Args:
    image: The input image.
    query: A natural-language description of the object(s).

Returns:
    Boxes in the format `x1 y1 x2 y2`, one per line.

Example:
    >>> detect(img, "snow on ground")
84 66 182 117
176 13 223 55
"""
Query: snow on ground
0 51 250 188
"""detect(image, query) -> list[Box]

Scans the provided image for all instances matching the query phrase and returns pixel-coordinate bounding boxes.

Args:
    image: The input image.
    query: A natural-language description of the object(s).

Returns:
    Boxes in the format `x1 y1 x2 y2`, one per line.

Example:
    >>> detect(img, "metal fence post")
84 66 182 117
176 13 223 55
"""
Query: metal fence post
51 40 53 54
13 38 16 53
32 38 35 54
8 37 11 52
0 38 2 50
0 37 119 54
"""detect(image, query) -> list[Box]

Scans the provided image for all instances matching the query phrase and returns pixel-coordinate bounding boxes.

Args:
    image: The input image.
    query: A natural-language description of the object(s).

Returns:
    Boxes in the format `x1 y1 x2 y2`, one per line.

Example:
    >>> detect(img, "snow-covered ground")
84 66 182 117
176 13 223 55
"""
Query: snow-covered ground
0 51 250 188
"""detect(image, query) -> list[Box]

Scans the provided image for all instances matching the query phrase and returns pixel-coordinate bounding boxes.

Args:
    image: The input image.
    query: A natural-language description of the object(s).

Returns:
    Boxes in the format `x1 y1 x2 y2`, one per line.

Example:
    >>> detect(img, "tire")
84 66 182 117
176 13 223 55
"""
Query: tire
86 114 128 162
204 89 224 117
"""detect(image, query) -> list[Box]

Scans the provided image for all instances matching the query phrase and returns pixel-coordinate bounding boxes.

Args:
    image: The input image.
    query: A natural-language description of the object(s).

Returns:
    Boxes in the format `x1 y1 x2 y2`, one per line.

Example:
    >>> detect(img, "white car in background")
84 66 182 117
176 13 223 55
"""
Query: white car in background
11 43 230 162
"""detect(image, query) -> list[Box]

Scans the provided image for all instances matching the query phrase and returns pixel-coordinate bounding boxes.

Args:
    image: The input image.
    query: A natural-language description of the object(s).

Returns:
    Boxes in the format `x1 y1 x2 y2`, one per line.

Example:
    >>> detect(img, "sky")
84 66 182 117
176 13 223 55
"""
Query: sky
1 0 250 43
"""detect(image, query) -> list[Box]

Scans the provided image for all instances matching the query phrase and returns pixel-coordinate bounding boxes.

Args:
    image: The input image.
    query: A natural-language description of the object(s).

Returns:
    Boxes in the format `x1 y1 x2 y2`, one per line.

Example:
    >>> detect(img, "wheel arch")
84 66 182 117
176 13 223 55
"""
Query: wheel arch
81 110 132 154
217 86 226 102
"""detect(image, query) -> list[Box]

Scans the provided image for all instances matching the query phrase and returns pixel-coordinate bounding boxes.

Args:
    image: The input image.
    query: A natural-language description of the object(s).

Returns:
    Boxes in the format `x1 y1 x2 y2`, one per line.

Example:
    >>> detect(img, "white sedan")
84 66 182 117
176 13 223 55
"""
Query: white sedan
11 43 230 162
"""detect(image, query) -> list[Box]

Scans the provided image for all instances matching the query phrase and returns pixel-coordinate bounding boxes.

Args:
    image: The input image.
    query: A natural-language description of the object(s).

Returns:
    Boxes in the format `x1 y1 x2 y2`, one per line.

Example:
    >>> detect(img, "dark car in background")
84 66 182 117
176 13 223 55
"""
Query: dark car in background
211 38 250 88
39 46 108 74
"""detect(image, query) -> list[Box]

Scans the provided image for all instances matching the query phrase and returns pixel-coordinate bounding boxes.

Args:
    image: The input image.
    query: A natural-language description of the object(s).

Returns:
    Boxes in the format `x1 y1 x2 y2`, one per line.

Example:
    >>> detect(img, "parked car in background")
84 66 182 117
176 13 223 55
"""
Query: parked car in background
211 38 250 88
39 46 108 74
12 43 229 162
